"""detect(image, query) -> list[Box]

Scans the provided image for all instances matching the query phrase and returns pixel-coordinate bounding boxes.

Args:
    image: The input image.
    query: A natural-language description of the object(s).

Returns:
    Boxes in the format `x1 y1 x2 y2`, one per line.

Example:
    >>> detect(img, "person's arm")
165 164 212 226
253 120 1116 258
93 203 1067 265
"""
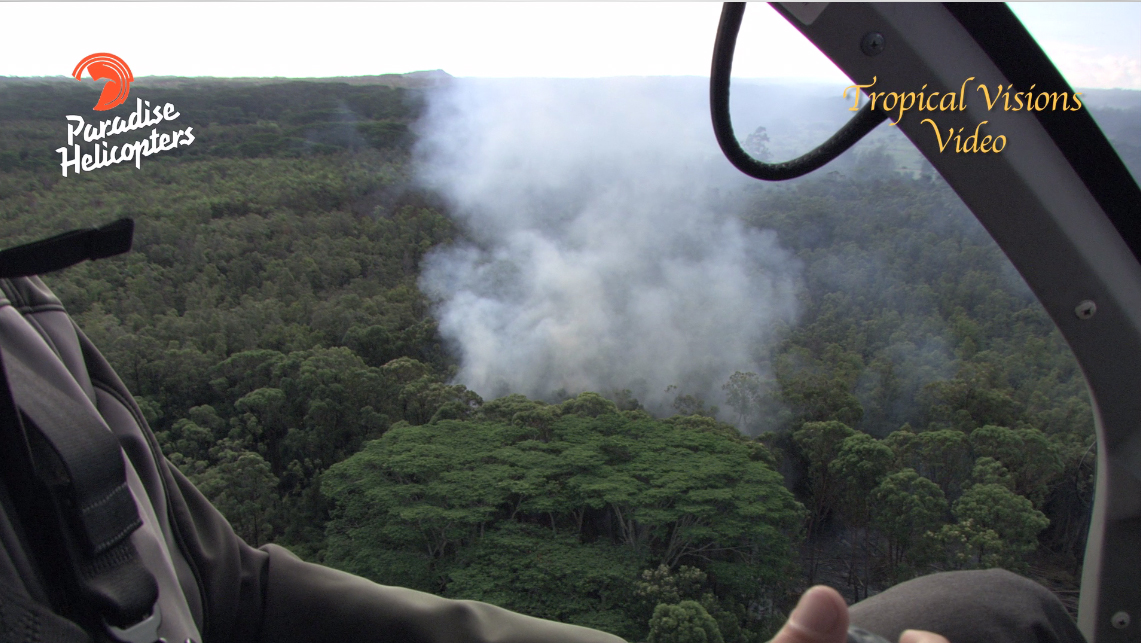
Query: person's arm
257 543 624 643
164 464 625 643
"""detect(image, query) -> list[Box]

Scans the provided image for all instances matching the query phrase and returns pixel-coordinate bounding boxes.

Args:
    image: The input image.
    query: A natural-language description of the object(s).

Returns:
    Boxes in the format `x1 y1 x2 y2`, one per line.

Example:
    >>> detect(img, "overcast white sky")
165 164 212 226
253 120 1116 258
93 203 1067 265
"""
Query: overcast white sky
0 3 1137 89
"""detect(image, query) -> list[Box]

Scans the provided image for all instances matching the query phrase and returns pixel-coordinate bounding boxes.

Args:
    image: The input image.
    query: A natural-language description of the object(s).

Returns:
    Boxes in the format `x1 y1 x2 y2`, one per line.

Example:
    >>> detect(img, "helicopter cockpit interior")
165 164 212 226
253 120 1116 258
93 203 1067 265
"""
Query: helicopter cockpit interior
0 3 1135 643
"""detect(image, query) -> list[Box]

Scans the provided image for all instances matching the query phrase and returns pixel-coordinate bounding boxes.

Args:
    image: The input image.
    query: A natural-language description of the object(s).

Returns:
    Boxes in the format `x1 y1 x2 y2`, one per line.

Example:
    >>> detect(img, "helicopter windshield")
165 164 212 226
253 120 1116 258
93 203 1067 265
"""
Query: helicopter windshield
0 3 1136 642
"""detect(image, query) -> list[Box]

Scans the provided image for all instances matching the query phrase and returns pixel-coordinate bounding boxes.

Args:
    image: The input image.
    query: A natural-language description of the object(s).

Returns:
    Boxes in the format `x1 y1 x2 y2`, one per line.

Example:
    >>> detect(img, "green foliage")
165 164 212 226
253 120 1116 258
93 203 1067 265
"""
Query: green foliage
722 371 763 429
635 565 758 643
971 457 1015 490
745 173 1093 442
648 601 724 643
930 520 1007 571
560 391 619 418
636 565 709 610
792 421 855 533
158 416 215 463
936 482 1050 572
872 468 948 578
749 169 1097 588
969 425 1062 508
189 446 280 547
829 431 895 599
1038 432 1095 562
445 523 643 639
775 346 864 428
830 433 894 527
321 402 803 639
884 429 973 502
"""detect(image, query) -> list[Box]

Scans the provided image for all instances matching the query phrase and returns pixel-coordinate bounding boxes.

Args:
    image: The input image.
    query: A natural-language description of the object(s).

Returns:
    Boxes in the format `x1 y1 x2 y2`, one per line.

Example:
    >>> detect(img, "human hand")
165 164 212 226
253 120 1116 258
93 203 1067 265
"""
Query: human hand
899 631 950 643
768 586 950 643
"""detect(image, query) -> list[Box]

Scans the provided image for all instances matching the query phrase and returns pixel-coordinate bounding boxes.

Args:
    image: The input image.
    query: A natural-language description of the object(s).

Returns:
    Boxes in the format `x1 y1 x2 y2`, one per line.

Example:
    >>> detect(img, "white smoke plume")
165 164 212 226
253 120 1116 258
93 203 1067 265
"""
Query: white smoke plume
414 77 802 416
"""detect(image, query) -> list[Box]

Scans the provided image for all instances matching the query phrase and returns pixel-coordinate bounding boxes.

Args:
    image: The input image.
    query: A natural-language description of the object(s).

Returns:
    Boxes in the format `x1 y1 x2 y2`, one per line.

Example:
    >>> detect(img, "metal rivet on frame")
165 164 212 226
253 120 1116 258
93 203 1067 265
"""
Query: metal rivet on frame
1075 300 1097 320
860 32 886 57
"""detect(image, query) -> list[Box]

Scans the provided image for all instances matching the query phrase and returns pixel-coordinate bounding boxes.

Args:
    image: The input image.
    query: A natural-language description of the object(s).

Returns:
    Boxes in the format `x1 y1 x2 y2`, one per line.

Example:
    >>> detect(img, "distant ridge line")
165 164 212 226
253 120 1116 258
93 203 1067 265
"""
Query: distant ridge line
0 70 454 89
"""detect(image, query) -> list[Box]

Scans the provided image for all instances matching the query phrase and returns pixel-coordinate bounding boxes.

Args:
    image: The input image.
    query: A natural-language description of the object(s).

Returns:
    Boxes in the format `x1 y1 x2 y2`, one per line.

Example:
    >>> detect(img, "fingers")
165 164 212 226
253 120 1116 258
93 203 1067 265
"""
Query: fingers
768 586 950 643
770 585 850 643
899 630 951 643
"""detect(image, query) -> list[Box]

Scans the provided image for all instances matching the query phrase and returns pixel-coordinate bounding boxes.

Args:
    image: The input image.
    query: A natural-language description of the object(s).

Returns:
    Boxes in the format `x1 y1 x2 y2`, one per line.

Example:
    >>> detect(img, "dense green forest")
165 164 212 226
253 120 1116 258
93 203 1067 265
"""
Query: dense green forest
0 75 1124 641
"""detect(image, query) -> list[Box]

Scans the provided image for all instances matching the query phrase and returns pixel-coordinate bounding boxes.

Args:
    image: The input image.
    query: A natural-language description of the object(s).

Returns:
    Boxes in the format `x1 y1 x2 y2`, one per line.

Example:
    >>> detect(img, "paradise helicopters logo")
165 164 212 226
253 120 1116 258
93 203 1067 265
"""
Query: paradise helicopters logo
57 53 195 177
73 53 134 111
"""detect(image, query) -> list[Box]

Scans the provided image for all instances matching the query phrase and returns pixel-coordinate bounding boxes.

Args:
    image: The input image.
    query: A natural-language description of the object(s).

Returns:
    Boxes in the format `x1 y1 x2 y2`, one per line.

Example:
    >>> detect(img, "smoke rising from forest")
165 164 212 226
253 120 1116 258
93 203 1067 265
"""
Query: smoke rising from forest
414 78 802 415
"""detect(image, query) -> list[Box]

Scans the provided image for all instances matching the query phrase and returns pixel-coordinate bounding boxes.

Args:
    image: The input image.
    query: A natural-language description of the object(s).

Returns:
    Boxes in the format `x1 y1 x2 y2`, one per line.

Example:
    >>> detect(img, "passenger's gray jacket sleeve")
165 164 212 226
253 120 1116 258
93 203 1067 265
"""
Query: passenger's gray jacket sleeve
259 544 626 643
165 447 626 643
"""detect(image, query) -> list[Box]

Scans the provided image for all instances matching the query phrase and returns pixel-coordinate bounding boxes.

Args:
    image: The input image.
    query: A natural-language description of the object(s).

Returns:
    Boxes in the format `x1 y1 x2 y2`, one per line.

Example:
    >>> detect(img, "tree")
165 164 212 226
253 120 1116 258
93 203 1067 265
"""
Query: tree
920 366 1020 431
192 446 281 547
648 601 724 643
792 420 854 582
722 371 764 429
158 417 216 465
779 371 864 428
561 391 619 418
931 520 1006 571
321 398 803 640
1039 432 1095 563
667 386 719 419
912 429 973 502
383 356 482 425
872 468 948 579
970 457 1014 490
829 432 894 600
883 427 917 470
636 565 709 616
742 127 771 162
234 387 289 471
936 482 1049 572
635 565 754 643
969 425 1062 508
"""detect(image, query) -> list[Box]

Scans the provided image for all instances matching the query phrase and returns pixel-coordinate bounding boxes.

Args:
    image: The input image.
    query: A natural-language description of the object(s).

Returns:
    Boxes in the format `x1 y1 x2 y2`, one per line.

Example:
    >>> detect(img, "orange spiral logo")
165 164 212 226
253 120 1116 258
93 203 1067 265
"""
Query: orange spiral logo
72 53 134 111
